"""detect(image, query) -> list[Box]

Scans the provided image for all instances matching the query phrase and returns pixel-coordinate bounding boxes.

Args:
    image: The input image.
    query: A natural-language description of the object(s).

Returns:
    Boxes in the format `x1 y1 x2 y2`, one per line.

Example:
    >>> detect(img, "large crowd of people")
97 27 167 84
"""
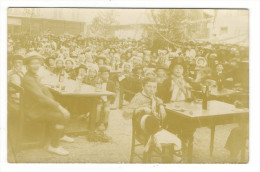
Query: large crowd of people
7 32 249 160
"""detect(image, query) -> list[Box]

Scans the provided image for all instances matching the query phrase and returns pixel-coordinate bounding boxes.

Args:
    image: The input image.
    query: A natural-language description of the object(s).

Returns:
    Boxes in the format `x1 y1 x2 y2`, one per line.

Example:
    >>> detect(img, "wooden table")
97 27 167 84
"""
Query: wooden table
165 100 249 162
44 79 115 132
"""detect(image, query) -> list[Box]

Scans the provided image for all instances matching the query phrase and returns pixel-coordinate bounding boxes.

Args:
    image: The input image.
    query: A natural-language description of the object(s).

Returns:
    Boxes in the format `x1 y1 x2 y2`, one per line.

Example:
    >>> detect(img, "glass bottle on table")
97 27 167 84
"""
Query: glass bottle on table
59 71 66 91
59 70 65 83
94 77 103 92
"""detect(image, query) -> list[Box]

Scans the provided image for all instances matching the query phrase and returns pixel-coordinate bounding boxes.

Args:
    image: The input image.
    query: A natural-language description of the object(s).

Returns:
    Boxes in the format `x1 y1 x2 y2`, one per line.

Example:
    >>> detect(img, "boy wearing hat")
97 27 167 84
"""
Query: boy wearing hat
22 52 74 156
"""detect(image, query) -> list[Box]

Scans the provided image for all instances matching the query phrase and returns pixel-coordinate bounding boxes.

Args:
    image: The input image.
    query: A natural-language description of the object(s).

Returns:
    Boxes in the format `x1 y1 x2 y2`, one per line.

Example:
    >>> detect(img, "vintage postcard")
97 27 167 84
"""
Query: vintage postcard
7 8 249 163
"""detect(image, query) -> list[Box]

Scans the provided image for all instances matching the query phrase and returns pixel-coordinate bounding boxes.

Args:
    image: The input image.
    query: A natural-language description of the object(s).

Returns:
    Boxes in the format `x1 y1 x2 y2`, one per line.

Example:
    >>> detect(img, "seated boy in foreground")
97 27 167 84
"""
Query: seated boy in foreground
124 77 182 162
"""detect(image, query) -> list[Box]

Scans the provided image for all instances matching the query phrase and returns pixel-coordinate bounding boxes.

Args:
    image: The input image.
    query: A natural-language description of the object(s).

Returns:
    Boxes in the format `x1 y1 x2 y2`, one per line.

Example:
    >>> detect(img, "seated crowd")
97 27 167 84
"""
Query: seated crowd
7 32 249 159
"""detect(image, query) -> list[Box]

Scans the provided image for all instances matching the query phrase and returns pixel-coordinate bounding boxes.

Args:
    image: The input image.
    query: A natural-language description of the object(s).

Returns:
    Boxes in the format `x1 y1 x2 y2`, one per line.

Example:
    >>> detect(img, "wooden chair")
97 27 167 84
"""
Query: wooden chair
129 111 182 163
8 83 47 152
118 88 136 109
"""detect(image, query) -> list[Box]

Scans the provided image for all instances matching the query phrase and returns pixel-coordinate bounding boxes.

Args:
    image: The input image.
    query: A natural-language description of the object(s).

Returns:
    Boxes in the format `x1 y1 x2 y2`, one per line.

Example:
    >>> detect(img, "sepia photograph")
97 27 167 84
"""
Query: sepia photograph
7 8 249 164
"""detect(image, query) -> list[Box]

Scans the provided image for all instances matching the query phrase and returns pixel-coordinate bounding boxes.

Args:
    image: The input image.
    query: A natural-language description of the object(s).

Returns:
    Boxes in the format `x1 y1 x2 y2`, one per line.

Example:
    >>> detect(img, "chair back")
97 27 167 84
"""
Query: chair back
8 83 25 150
8 82 24 117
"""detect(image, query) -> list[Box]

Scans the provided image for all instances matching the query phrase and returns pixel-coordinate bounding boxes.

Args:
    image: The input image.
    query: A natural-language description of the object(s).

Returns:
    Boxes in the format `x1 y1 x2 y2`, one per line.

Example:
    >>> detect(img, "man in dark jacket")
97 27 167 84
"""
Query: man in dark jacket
22 52 73 156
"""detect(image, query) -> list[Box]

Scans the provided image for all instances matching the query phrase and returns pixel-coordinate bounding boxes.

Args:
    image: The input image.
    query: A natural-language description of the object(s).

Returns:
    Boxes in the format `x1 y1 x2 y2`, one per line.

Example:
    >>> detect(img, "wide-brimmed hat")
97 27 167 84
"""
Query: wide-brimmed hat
140 115 160 135
77 64 87 70
96 56 106 62
55 58 65 65
24 51 44 65
75 64 87 75
155 65 168 72
64 58 75 65
196 57 207 67
99 66 110 73
132 65 143 74
45 56 56 66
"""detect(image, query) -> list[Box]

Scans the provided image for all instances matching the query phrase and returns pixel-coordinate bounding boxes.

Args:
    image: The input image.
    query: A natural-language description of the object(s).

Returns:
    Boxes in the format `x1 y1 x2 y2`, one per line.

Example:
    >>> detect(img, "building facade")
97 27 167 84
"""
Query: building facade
8 8 87 35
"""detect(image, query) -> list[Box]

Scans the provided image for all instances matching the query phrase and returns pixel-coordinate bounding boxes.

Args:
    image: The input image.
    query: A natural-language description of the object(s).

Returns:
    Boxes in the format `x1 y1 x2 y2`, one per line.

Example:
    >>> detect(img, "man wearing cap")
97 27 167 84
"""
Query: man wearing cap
8 55 26 86
8 55 26 123
22 52 74 156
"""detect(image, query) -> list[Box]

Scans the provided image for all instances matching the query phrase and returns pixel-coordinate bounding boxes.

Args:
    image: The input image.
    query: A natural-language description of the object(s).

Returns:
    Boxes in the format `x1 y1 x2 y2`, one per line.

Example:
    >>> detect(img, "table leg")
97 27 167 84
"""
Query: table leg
187 131 195 163
88 98 98 131
210 125 215 156
119 90 123 109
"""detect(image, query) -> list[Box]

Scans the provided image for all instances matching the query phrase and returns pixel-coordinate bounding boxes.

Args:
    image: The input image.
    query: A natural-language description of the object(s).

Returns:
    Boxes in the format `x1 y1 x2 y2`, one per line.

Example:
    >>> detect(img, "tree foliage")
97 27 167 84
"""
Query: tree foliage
87 10 118 38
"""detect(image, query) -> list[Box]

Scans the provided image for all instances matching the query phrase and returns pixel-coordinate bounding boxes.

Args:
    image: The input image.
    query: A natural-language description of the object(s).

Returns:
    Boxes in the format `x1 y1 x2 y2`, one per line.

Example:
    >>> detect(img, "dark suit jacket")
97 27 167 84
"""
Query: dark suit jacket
157 78 173 103
22 71 61 120
120 74 143 101
106 80 116 104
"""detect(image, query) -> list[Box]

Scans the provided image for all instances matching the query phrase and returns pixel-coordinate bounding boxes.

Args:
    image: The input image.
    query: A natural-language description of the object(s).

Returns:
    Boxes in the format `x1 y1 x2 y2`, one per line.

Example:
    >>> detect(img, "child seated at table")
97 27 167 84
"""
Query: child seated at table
123 77 182 161
123 77 167 121
83 65 99 86
53 58 66 76
75 64 87 83
95 66 116 131
64 58 76 80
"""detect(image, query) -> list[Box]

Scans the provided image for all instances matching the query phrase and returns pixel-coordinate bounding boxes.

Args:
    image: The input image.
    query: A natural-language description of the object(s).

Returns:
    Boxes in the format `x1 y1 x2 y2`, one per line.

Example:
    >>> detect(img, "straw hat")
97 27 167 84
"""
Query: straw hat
24 51 44 65
140 115 160 135
196 57 207 67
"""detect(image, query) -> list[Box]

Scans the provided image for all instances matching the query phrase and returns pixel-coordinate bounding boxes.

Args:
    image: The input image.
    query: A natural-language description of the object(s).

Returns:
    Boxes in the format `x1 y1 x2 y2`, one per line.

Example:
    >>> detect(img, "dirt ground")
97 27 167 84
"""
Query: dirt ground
8 107 248 163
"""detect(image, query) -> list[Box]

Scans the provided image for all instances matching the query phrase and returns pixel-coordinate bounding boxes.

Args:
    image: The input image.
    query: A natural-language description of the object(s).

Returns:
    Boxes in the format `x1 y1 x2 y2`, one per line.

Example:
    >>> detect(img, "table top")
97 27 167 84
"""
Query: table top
165 100 249 118
42 75 115 97
50 85 115 97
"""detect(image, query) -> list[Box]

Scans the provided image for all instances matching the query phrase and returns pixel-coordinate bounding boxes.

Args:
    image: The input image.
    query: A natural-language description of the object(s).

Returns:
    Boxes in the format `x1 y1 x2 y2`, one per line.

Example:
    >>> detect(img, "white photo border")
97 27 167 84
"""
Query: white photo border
0 0 259 172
